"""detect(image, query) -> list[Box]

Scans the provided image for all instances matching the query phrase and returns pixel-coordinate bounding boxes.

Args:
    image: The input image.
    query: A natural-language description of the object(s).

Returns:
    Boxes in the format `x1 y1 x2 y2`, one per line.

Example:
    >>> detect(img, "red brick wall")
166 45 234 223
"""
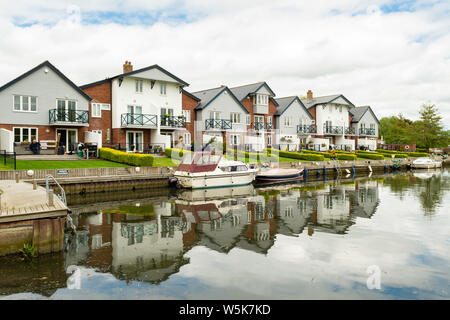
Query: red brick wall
0 124 87 142
240 95 277 130
181 91 198 144
81 81 112 145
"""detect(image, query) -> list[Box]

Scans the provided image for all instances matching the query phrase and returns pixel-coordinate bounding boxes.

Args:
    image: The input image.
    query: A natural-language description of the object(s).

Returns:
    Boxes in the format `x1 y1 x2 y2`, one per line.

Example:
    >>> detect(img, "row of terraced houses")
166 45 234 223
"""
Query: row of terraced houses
0 60 379 154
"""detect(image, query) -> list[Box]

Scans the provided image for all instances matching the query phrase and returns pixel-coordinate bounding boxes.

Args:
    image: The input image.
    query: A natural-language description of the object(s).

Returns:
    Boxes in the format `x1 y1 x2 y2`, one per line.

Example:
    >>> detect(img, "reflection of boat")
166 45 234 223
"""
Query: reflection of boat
255 168 304 184
412 157 442 169
413 172 436 179
173 152 258 189
177 184 255 202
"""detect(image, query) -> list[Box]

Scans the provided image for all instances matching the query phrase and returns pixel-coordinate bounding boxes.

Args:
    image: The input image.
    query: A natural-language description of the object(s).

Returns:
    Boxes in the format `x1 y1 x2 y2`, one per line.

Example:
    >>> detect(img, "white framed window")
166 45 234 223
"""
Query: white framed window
92 103 102 118
184 132 191 145
267 116 272 125
210 111 220 120
370 123 375 130
101 103 111 110
267 135 272 146
13 95 37 112
135 80 143 93
230 134 240 145
230 112 241 124
13 127 38 143
246 115 251 125
182 110 191 122
284 116 293 127
160 83 167 95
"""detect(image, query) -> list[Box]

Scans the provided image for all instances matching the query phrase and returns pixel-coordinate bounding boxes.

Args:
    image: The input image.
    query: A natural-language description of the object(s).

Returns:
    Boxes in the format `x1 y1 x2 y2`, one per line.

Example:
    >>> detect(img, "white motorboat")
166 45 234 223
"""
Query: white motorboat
412 157 442 169
172 152 258 189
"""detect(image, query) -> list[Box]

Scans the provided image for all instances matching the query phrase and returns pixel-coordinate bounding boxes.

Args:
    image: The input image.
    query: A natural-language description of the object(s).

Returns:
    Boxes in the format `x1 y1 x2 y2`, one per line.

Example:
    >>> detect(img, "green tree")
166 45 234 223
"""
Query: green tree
412 104 449 149
379 114 415 144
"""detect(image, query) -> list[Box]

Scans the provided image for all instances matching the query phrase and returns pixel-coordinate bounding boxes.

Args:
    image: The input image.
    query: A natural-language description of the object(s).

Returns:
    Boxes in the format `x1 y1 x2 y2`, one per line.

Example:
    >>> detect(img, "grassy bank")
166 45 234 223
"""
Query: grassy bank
0 159 130 171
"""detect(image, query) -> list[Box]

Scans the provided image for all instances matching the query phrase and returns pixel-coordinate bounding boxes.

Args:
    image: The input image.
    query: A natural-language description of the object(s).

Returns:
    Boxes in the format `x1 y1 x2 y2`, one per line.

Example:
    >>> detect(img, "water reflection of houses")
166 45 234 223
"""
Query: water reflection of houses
307 179 380 235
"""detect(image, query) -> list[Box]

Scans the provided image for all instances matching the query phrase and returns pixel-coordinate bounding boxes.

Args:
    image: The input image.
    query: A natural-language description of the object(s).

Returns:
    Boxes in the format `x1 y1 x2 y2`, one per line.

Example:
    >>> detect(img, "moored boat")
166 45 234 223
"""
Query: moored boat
412 157 442 169
173 152 258 189
255 168 304 185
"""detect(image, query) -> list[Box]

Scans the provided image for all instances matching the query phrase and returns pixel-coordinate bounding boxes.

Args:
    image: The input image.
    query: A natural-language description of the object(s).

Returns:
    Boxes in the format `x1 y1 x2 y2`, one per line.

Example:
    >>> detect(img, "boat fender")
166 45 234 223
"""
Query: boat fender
323 167 327 175
368 165 372 172
345 169 350 174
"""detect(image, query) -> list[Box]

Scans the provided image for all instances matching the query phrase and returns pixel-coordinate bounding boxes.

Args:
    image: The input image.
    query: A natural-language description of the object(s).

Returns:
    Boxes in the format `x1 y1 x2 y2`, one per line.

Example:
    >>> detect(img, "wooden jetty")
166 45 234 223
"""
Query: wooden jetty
0 180 68 256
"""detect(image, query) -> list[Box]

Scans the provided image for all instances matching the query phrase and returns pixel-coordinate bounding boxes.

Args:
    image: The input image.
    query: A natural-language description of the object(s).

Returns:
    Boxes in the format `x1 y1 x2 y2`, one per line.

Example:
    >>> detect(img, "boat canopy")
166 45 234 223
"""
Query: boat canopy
176 152 222 173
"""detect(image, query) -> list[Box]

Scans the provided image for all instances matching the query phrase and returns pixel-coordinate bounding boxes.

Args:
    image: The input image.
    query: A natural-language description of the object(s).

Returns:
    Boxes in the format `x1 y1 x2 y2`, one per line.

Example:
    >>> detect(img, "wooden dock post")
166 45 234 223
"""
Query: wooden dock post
33 179 37 190
15 172 19 183
48 189 54 206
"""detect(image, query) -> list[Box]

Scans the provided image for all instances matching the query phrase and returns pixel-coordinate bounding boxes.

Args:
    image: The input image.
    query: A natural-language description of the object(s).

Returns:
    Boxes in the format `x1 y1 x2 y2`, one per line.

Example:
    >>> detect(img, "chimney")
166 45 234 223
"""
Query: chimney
307 90 313 99
220 85 226 88
123 61 133 74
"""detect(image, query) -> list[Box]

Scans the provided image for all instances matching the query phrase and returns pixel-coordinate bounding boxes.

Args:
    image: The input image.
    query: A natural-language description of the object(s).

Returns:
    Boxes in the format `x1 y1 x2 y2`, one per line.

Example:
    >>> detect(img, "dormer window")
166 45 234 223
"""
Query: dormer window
254 94 268 105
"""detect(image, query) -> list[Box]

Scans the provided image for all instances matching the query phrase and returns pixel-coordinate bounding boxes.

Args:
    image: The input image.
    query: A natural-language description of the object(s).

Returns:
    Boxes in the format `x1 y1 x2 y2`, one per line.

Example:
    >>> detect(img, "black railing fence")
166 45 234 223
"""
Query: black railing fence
49 109 89 124
1 150 16 170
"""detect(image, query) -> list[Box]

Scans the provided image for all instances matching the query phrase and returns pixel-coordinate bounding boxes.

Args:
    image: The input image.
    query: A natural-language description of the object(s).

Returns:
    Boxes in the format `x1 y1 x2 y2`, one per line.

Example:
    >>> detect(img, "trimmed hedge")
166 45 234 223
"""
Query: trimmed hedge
416 147 428 153
165 148 193 159
99 148 154 166
275 149 325 161
227 149 278 162
299 149 332 159
337 153 357 161
356 151 384 160
406 152 428 157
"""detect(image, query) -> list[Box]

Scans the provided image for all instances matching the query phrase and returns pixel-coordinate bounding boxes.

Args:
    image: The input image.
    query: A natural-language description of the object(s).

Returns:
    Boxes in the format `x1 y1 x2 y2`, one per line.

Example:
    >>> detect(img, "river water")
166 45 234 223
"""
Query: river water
0 169 449 299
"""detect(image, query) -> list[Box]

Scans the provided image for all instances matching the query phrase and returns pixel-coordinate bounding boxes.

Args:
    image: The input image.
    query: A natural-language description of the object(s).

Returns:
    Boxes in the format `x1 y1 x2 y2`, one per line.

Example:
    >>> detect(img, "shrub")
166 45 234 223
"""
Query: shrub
416 147 428 153
273 149 325 161
356 152 384 160
406 152 428 157
337 153 357 161
298 149 331 159
99 147 155 166
165 148 193 159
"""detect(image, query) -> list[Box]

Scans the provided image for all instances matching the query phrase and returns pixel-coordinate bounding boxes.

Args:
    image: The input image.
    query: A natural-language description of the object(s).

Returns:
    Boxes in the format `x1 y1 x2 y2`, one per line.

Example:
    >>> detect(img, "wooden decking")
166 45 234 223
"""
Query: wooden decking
0 180 67 223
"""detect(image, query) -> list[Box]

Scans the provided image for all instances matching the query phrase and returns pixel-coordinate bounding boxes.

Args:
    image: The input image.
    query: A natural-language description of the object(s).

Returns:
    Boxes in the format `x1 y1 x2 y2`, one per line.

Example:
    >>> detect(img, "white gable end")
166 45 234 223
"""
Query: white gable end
128 68 183 84
331 97 351 105
255 85 272 96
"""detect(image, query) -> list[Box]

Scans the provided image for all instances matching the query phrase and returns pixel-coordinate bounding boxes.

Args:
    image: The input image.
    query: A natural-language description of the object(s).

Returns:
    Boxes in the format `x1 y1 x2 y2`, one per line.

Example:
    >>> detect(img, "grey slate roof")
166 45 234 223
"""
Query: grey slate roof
349 106 369 122
80 64 189 89
300 94 342 109
0 60 92 101
349 105 380 123
229 82 265 101
191 86 225 110
274 96 313 118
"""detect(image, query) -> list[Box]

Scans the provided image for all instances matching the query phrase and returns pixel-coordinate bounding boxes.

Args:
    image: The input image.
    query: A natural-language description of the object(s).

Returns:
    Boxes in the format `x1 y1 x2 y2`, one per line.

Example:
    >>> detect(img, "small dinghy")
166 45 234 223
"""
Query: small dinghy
255 168 304 185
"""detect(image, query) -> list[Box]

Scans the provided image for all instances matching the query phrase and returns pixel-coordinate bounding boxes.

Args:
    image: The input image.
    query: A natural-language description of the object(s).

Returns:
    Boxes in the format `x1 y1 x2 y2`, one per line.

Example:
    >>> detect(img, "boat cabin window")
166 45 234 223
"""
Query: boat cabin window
220 165 248 172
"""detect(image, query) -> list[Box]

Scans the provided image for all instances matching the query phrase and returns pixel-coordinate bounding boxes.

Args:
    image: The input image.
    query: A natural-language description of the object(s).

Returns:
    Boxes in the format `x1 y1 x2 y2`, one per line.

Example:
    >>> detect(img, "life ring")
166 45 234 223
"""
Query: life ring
404 145 410 150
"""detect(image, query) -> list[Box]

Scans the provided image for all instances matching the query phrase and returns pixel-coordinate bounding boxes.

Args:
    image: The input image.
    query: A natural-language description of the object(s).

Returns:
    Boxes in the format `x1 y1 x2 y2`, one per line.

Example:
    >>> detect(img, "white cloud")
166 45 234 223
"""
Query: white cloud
0 0 449 125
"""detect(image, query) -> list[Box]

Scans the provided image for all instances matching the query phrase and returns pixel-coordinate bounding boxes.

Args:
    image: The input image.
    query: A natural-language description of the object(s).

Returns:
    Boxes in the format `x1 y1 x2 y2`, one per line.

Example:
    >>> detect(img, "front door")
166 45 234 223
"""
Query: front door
127 131 143 152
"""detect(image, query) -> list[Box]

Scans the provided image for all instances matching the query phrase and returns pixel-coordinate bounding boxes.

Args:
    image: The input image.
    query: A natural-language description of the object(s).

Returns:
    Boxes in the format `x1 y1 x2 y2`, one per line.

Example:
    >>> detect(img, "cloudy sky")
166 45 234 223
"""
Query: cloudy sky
0 0 449 126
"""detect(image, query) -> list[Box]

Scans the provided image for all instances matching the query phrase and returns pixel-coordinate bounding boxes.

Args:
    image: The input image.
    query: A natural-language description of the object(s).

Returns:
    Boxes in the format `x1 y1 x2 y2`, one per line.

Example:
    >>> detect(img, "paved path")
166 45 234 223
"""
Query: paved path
16 154 80 161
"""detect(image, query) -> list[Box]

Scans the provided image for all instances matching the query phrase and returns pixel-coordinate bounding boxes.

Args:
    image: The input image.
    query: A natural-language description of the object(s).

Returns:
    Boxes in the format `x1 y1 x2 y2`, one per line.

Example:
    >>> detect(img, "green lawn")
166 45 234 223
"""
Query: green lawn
152 157 180 167
0 159 129 171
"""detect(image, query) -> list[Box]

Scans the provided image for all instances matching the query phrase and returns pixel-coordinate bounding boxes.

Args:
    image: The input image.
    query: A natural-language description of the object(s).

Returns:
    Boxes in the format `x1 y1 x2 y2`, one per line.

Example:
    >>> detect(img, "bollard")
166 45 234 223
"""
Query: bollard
15 172 19 183
33 179 37 190
48 189 54 206
352 167 355 175
304 168 308 181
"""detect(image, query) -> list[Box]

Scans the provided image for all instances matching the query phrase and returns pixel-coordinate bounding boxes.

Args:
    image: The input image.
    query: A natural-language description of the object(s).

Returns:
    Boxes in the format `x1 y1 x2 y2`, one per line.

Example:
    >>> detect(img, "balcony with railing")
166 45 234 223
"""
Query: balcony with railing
297 124 317 134
121 113 158 128
252 122 265 131
160 116 186 129
323 125 344 135
205 119 232 130
49 109 89 126
359 128 376 136
344 127 356 135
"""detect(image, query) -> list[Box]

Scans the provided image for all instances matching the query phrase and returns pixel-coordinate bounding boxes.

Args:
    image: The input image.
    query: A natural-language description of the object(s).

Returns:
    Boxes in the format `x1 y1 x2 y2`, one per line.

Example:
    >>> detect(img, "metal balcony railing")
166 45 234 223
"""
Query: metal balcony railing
205 119 232 130
297 125 317 134
344 127 356 135
359 128 376 136
265 122 273 130
121 113 158 127
323 125 343 135
160 116 186 128
252 122 264 131
49 109 89 124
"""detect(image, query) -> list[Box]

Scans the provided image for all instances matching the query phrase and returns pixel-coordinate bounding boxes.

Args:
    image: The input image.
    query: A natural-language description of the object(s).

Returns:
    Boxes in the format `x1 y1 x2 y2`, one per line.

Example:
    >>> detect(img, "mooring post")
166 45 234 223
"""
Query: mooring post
48 189 54 206
15 172 19 183
33 179 37 190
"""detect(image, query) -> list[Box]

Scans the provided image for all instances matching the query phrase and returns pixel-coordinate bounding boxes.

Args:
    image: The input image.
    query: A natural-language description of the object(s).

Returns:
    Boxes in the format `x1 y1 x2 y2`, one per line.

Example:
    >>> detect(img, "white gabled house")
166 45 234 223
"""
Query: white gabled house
349 106 379 150
273 96 314 151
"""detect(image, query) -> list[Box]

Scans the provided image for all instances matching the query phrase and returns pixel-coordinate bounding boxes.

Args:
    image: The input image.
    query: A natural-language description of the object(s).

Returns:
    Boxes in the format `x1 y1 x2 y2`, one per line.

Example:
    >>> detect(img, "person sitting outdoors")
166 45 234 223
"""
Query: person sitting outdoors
29 139 41 155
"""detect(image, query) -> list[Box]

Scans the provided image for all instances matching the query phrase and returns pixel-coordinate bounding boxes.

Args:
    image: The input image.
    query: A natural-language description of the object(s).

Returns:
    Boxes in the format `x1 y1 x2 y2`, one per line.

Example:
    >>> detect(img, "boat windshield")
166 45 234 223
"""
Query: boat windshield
177 152 222 173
